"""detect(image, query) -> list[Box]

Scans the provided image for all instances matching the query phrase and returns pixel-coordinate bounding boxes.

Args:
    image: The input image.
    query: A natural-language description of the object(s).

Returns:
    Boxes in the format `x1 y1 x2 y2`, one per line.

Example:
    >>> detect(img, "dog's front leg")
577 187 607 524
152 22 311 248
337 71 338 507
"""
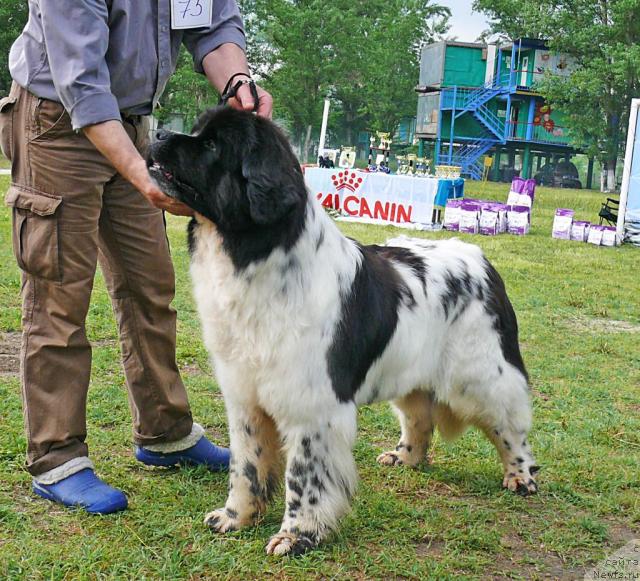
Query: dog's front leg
205 405 282 533
265 405 358 556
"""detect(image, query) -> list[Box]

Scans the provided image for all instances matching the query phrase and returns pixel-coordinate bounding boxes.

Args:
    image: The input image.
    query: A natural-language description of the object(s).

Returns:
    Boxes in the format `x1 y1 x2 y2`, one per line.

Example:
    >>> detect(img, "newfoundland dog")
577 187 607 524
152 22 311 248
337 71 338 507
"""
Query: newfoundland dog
147 108 538 556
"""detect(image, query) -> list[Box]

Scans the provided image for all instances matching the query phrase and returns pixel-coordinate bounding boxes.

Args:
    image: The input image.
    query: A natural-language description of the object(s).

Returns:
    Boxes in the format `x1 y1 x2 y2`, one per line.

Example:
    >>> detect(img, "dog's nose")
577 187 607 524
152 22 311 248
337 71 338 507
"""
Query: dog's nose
156 129 171 141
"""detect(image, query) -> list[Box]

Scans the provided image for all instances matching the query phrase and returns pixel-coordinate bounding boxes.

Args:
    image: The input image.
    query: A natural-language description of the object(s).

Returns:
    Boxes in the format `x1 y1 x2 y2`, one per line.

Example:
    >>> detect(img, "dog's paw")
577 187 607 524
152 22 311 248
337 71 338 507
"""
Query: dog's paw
265 531 316 556
376 450 405 466
204 508 241 533
503 473 538 496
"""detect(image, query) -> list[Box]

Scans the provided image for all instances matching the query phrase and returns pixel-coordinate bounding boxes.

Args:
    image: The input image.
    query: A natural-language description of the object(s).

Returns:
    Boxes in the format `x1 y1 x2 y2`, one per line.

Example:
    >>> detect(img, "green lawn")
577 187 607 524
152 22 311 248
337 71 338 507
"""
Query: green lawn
0 177 638 580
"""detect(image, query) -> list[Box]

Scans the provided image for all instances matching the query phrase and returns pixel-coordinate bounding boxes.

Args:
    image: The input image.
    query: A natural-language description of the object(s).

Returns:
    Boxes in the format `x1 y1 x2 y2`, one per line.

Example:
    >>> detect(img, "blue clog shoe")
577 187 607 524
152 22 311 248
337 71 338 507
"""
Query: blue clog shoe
32 468 128 514
135 436 230 472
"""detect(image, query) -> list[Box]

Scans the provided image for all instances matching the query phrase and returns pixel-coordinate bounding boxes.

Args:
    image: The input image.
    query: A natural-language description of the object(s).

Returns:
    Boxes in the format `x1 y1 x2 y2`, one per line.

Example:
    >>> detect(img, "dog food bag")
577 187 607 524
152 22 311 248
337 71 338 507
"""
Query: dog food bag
507 177 525 206
459 201 479 234
601 226 618 247
552 208 574 240
507 205 530 235
479 204 499 236
587 224 604 245
443 199 463 231
496 203 508 233
524 178 536 206
570 221 590 242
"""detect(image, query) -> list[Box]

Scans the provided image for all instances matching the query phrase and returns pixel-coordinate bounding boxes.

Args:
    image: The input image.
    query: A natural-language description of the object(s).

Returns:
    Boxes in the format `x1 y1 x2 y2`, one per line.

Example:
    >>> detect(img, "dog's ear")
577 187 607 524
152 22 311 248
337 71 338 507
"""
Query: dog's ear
241 129 303 225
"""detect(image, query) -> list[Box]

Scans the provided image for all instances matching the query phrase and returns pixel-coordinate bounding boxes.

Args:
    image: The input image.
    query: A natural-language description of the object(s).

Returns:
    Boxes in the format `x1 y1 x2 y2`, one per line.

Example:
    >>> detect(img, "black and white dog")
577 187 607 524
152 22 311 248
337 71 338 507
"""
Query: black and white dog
148 108 538 556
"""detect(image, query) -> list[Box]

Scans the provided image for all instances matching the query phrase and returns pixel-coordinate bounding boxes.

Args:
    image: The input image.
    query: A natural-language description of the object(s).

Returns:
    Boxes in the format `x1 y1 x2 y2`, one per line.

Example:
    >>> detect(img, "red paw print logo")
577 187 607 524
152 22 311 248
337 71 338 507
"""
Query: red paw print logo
331 171 363 192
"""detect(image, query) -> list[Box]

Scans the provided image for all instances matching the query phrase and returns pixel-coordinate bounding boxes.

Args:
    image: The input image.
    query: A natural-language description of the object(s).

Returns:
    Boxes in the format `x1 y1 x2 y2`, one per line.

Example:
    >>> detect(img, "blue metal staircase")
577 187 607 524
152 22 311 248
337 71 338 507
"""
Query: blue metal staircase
449 132 497 180
439 82 507 179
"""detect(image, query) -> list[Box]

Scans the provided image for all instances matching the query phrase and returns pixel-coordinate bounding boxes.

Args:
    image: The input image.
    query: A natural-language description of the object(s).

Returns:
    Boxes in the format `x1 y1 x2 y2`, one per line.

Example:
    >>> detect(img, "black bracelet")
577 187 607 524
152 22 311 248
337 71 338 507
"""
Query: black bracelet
218 73 259 112
221 72 253 98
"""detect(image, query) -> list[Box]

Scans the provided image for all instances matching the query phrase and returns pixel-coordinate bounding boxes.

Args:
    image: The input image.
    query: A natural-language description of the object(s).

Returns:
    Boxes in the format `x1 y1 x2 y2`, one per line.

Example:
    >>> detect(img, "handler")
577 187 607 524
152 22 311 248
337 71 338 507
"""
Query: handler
0 1 271 514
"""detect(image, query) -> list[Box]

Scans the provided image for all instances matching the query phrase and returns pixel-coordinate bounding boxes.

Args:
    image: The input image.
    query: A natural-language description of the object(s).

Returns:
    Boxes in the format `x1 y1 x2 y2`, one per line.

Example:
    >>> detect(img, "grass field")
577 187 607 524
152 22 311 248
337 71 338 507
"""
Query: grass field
0 176 638 580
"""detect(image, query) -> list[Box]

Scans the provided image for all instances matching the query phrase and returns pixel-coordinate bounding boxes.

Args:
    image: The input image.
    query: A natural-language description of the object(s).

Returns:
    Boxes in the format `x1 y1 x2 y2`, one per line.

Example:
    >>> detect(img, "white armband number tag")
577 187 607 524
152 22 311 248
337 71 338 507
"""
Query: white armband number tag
171 0 213 29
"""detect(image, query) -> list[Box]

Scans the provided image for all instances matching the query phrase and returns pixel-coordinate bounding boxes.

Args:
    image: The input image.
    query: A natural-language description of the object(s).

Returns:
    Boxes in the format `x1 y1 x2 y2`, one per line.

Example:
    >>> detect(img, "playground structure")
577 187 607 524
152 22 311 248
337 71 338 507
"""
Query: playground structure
415 39 596 187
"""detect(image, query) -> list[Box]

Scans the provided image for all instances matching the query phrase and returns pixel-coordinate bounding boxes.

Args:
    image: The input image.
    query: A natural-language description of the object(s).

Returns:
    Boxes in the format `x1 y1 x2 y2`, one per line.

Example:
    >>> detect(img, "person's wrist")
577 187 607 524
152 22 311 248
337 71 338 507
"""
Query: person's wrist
126 157 152 193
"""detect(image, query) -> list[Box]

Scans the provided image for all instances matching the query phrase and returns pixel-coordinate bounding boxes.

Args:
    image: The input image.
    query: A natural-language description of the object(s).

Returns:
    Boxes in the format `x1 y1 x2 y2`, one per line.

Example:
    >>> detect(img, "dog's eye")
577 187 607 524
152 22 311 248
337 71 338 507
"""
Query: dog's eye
204 140 217 153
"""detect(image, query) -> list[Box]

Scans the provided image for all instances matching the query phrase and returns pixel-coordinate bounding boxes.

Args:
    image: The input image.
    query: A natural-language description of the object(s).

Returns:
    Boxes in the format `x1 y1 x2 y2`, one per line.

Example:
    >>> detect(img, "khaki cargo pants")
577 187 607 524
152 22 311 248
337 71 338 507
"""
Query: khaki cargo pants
0 83 193 476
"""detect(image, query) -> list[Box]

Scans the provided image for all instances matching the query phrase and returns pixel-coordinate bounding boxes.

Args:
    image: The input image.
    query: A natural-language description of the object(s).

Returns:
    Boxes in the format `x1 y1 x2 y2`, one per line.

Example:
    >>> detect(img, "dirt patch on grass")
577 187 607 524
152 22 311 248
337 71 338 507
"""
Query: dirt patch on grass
564 317 640 334
415 535 445 558
0 332 20 377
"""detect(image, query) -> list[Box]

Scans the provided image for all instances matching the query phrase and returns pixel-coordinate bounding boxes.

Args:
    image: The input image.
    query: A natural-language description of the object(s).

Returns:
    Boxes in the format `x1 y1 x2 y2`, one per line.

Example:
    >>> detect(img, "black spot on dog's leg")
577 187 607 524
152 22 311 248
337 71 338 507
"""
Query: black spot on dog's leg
287 478 304 497
302 436 312 459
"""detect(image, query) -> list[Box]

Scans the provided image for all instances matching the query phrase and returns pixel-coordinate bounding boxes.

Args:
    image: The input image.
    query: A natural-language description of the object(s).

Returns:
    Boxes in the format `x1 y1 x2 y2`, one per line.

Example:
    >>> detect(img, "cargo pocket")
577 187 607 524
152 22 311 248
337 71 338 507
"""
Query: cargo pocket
0 95 18 161
5 185 62 281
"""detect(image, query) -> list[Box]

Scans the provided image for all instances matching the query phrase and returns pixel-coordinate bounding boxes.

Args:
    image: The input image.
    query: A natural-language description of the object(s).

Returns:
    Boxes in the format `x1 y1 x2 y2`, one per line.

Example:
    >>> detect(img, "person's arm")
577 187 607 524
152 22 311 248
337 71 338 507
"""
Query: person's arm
38 2 190 215
202 44 273 118
181 0 272 117
83 122 193 216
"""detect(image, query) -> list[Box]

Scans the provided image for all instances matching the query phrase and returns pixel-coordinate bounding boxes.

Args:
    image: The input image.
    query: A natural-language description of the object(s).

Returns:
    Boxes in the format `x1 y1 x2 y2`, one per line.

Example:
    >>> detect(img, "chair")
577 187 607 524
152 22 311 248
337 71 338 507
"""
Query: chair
598 197 619 226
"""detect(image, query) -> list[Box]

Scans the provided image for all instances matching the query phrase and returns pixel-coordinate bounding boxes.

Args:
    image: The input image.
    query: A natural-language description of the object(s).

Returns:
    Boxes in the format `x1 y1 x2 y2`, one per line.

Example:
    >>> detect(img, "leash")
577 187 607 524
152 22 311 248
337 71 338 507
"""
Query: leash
218 72 260 112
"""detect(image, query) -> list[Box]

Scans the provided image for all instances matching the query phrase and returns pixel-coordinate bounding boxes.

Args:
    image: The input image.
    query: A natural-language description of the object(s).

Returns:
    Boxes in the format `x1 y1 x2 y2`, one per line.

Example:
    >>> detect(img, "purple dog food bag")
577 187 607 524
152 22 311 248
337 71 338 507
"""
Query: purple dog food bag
507 205 530 235
443 199 463 231
587 224 604 245
479 204 499 236
552 208 574 240
523 179 536 206
498 203 508 233
507 177 525 206
459 201 479 234
601 226 617 247
570 220 590 242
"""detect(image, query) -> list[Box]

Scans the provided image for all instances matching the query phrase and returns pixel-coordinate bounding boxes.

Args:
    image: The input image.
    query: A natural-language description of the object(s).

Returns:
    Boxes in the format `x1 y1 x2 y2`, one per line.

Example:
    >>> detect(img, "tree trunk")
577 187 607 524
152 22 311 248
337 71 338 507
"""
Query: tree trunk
303 124 313 164
604 159 616 192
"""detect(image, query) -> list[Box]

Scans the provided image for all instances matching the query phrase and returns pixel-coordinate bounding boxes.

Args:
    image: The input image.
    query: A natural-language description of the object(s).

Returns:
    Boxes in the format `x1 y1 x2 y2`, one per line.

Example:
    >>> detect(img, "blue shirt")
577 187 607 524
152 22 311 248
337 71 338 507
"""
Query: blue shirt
9 0 246 129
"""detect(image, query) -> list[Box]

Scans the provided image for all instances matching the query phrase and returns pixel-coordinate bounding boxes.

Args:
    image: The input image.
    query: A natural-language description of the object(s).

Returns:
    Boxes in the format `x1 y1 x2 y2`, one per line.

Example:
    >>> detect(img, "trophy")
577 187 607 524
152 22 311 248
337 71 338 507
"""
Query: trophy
406 154 417 176
338 146 356 169
415 157 429 177
396 155 409 175
368 132 392 172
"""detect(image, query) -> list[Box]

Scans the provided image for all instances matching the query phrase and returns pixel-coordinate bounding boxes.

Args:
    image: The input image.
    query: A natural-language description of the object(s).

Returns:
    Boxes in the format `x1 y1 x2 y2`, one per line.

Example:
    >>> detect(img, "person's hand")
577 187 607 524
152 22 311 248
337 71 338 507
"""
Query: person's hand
230 82 273 119
130 159 194 217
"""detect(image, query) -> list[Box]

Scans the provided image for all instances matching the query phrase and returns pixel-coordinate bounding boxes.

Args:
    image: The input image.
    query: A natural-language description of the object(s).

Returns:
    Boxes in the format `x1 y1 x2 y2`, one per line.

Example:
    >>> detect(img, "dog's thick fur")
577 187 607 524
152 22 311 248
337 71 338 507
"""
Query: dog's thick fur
148 108 538 556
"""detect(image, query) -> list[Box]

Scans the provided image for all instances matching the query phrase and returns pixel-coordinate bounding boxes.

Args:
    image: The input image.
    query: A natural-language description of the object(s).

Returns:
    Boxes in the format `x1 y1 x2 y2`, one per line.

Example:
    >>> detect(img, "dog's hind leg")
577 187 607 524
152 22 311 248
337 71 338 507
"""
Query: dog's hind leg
377 389 435 467
205 405 282 533
265 404 358 556
483 422 539 496
454 369 539 496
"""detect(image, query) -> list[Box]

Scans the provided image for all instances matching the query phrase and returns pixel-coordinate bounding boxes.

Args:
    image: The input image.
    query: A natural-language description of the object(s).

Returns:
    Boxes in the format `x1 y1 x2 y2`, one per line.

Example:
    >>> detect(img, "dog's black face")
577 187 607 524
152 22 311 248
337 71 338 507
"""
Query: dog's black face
147 107 307 268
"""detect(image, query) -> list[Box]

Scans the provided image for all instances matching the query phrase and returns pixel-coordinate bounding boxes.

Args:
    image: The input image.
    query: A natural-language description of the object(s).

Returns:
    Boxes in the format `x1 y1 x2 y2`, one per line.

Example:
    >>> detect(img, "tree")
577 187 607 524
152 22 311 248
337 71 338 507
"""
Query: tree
254 0 449 160
0 1 28 95
474 0 640 191
156 47 218 130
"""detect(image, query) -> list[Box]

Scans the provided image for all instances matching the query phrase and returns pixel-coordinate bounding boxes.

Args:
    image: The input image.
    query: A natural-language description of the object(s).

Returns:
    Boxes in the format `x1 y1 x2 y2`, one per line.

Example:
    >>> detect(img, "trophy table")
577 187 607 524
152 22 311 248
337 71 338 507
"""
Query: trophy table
367 132 392 173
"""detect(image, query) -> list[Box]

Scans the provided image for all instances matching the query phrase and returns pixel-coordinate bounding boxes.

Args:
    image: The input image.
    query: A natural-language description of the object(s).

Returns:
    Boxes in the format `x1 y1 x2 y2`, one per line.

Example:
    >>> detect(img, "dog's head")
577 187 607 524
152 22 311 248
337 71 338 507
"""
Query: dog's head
147 108 307 266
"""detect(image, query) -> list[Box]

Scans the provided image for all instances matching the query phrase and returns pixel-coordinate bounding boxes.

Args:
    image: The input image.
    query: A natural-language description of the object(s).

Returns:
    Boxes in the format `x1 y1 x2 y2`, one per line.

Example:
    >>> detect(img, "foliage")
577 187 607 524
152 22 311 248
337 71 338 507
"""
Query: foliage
474 0 640 188
1 176 639 578
253 0 449 159
156 47 219 130
0 1 28 95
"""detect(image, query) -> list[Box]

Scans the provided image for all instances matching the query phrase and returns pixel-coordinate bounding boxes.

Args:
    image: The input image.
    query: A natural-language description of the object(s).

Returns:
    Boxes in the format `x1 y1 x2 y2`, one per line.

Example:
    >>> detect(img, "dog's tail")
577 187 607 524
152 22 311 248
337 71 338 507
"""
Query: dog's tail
433 403 468 441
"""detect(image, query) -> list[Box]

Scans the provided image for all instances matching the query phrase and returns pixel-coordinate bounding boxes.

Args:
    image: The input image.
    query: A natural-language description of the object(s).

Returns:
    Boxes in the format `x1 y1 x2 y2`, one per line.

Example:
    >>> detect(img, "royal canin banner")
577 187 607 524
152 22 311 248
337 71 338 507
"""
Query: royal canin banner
304 168 441 228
